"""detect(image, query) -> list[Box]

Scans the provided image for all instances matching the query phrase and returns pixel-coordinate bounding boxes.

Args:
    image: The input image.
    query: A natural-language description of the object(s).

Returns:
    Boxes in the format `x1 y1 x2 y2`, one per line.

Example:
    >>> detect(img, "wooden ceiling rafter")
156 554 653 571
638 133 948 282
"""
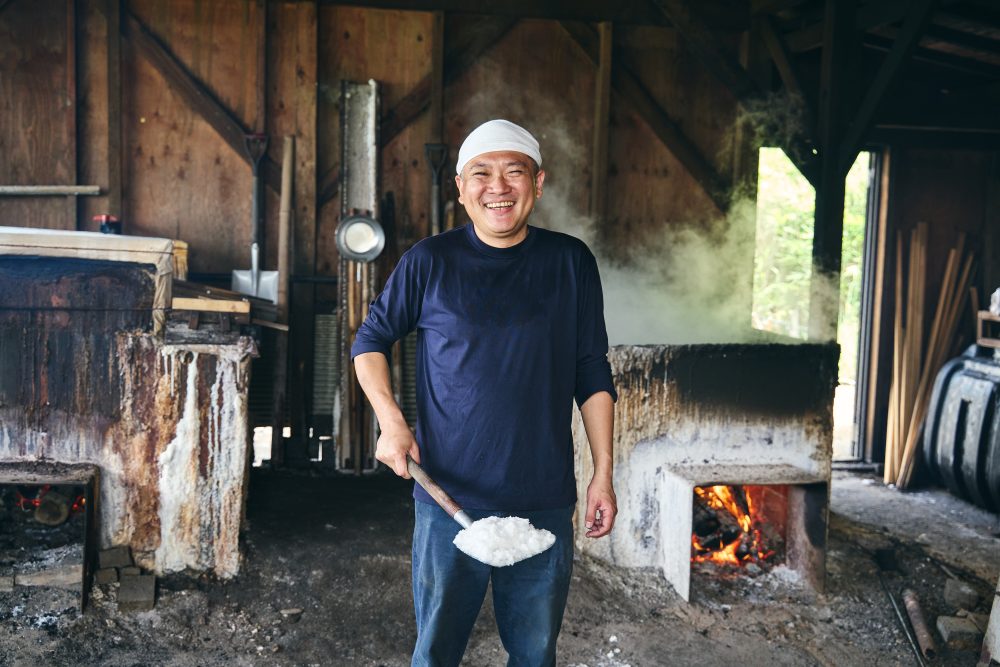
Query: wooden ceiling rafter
650 0 820 186
561 20 732 213
290 0 751 31
838 0 941 174
123 10 281 193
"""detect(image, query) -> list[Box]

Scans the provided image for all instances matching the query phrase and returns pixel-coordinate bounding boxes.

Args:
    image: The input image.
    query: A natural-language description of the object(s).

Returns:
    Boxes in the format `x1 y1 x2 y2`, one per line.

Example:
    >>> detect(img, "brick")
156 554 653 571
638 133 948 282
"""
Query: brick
94 568 118 585
118 574 155 612
936 615 983 651
99 546 133 570
944 578 980 610
120 566 141 577
0 575 12 592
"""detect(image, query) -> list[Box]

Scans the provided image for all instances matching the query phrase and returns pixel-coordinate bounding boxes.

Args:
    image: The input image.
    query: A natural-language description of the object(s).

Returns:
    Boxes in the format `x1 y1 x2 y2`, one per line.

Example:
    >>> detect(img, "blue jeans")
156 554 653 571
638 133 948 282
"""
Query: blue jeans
411 501 575 667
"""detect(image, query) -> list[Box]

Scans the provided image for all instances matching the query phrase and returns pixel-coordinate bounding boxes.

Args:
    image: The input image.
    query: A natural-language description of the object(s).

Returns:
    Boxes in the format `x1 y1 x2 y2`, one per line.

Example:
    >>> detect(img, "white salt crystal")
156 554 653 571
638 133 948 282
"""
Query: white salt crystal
453 516 556 567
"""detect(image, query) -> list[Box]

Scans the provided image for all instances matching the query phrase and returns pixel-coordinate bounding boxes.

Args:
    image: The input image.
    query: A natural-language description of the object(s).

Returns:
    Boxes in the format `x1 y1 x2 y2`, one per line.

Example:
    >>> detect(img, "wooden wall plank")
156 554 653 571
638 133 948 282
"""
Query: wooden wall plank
447 20 595 241
318 6 433 274
0 0 76 230
270 1 318 443
124 0 264 272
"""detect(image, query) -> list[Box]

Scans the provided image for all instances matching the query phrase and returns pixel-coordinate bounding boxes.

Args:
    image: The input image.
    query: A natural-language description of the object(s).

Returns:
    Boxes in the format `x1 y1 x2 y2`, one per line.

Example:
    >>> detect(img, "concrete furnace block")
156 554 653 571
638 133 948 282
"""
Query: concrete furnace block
94 568 118 585
944 578 980 610
936 615 982 651
99 546 132 570
118 574 155 612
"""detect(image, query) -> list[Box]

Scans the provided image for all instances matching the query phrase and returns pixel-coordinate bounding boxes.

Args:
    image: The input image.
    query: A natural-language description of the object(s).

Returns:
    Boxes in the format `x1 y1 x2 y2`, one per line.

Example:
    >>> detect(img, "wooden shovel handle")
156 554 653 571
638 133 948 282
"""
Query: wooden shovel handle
407 458 463 518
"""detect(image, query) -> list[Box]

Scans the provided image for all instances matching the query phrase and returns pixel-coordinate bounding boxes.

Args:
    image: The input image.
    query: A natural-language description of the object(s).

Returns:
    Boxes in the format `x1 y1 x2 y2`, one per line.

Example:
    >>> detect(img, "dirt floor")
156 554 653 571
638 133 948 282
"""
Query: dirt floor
1 469 998 667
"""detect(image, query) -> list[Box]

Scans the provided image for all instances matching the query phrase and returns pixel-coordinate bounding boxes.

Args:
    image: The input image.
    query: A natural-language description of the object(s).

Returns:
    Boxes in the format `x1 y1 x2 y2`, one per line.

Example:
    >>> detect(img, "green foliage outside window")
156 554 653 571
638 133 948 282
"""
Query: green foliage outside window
751 148 870 384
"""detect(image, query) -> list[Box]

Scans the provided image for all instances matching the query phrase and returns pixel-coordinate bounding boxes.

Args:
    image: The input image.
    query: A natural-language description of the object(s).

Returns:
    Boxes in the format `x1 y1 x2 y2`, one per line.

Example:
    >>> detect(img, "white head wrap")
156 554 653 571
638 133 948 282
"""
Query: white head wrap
456 119 542 175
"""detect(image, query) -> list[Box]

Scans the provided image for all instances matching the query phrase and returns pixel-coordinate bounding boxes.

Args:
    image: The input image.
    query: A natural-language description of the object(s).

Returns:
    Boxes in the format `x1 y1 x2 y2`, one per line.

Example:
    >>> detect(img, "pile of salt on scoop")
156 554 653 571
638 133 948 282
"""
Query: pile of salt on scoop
407 458 556 567
453 516 555 567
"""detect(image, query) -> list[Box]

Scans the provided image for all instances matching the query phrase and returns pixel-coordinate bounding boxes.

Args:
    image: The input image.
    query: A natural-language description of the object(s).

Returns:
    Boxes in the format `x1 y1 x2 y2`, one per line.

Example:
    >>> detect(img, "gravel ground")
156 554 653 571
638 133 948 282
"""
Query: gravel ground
1 469 997 666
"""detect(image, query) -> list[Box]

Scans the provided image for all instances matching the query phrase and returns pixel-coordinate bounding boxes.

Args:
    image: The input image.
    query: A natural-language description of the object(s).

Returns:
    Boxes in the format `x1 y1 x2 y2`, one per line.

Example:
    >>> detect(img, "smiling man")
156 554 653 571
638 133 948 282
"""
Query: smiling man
352 119 617 667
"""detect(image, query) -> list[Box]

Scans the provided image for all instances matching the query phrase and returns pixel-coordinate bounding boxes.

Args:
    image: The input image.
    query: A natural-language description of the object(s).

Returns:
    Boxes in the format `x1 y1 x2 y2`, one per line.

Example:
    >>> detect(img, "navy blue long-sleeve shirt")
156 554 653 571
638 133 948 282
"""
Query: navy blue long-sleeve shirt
351 223 616 511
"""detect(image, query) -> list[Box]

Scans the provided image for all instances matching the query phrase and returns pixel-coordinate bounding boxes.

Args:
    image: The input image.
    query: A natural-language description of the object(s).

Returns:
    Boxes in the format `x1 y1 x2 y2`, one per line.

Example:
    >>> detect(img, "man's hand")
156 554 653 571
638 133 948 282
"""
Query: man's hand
580 390 615 538
375 422 420 479
355 351 420 478
584 476 616 538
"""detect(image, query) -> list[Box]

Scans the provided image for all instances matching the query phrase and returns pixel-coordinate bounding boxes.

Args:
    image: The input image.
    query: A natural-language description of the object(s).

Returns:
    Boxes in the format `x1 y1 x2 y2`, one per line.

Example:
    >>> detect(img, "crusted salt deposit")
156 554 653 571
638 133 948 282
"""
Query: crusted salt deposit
453 516 555 567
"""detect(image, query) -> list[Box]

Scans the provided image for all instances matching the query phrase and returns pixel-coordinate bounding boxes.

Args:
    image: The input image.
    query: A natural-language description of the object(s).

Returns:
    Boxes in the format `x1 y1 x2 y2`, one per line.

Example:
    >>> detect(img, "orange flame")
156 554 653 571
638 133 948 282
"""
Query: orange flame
691 485 774 566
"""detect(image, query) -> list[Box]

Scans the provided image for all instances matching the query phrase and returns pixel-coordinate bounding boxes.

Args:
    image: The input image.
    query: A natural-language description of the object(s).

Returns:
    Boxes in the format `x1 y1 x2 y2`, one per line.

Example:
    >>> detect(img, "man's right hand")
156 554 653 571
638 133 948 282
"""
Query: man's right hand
375 423 420 479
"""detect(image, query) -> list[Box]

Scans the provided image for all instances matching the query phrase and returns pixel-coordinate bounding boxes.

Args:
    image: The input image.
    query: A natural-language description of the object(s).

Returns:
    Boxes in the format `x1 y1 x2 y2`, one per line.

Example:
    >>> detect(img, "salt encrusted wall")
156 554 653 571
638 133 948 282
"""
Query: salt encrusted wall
0 251 253 579
572 344 837 571
0 335 254 578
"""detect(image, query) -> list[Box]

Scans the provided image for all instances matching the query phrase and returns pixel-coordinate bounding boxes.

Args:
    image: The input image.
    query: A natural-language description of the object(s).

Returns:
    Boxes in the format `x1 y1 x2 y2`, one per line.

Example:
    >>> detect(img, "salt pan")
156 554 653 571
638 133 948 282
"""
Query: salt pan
453 516 555 567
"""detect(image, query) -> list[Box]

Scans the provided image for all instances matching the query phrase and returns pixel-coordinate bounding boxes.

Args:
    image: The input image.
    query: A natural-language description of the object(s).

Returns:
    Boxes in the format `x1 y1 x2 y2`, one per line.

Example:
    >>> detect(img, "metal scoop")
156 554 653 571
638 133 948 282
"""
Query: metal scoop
406 458 555 567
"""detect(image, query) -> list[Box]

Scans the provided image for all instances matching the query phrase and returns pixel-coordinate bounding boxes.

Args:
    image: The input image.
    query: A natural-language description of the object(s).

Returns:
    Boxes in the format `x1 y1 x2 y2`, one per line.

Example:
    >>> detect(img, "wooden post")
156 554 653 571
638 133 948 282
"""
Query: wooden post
590 21 612 223
808 0 854 342
271 2 318 464
67 0 78 230
106 0 123 220
428 11 444 144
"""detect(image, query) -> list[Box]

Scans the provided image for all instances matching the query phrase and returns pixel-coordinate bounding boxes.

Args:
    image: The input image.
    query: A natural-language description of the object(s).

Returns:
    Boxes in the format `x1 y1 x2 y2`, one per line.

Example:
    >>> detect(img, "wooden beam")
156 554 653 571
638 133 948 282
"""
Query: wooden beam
319 15 518 207
839 0 938 175
808 0 854 342
123 11 281 193
562 21 731 213
590 22 612 221
649 0 819 187
310 0 750 30
380 15 517 145
759 16 808 102
786 0 912 52
759 15 818 149
106 0 122 219
652 0 758 101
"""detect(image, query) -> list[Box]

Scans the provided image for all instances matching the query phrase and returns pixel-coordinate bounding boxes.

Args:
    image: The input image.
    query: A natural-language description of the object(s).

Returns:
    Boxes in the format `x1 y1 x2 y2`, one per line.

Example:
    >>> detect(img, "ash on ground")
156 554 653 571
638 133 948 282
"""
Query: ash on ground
0 470 996 666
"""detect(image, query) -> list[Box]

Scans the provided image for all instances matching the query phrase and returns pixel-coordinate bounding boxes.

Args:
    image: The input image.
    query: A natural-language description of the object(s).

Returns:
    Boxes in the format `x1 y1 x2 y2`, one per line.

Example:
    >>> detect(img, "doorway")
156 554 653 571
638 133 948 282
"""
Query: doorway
751 148 876 460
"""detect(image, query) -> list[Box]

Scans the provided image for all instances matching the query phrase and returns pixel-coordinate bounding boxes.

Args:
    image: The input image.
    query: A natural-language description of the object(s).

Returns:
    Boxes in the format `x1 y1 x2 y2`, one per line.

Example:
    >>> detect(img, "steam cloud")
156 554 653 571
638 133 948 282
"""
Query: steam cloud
449 53 836 345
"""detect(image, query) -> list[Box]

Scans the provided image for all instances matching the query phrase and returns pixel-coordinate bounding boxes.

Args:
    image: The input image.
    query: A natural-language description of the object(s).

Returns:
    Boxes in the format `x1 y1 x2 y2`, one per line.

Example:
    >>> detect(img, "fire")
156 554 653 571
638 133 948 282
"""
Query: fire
14 485 86 515
691 485 774 567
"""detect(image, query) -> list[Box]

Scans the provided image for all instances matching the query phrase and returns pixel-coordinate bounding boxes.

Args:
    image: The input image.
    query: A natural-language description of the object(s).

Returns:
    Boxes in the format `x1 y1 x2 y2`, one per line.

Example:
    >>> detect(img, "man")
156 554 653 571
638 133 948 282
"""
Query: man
352 119 616 667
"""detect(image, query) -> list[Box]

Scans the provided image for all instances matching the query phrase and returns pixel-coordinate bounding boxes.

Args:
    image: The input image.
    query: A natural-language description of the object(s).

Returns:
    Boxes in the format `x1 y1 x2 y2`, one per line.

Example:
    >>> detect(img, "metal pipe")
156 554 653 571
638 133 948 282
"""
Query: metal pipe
878 575 927 667
902 589 937 659
0 185 100 196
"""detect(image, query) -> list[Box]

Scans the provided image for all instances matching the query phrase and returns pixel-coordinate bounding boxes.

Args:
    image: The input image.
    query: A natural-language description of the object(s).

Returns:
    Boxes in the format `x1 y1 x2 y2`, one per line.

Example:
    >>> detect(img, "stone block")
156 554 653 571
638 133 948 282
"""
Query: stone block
99 546 133 570
936 615 983 651
94 568 118 585
120 566 141 577
118 574 155 612
0 575 13 592
944 578 980 610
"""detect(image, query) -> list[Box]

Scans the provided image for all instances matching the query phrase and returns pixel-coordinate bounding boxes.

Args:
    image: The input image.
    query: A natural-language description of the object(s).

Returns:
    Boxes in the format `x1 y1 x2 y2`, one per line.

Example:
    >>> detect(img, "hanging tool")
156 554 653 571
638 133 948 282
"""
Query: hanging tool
425 143 448 236
232 133 278 302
